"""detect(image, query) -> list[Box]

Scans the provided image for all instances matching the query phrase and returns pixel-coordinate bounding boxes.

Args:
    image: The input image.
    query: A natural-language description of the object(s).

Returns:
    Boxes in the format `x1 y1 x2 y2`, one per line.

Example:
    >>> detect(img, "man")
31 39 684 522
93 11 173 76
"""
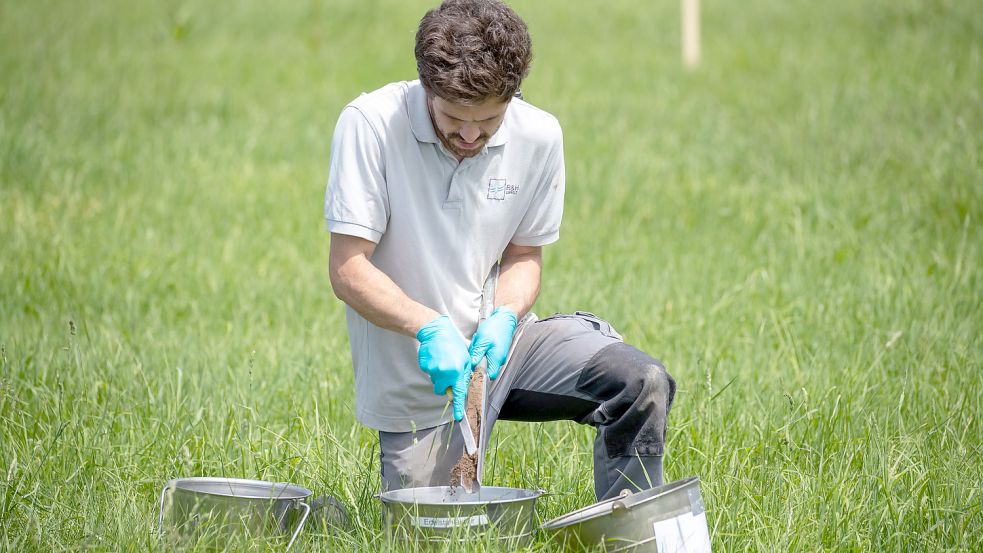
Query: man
325 0 675 501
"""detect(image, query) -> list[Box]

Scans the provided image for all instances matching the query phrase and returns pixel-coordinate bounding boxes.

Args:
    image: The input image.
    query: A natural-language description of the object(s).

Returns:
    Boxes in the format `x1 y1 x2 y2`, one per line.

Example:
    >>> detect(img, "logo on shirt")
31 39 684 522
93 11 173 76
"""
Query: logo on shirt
487 179 518 201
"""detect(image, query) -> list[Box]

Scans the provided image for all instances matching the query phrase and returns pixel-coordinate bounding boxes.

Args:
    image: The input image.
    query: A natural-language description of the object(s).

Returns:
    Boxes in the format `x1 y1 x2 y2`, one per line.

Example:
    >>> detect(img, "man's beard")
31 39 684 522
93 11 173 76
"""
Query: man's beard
427 96 493 158
437 129 490 159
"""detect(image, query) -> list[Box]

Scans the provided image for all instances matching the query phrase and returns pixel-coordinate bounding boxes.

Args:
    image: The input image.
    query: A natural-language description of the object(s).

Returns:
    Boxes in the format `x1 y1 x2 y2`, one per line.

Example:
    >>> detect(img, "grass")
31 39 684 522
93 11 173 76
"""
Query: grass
1 0 981 550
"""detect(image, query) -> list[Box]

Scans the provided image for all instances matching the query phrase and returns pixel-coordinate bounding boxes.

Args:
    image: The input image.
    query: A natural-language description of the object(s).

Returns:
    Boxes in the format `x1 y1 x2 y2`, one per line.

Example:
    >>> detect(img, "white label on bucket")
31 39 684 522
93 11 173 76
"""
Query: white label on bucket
410 514 489 528
652 511 712 553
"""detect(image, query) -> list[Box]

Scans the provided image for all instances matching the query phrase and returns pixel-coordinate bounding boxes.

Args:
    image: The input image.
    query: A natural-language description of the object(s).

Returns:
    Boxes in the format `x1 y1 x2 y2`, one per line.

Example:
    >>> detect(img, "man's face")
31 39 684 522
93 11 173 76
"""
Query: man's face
427 94 509 159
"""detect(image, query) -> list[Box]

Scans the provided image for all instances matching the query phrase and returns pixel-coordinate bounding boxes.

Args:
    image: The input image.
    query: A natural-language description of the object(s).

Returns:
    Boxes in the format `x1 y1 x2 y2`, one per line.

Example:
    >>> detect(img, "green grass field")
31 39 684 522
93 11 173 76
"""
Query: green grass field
2 0 981 550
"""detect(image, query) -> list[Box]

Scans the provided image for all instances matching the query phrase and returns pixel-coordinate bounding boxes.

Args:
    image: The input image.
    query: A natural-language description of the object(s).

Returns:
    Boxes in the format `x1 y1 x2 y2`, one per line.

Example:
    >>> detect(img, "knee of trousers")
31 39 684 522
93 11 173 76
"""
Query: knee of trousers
576 342 677 458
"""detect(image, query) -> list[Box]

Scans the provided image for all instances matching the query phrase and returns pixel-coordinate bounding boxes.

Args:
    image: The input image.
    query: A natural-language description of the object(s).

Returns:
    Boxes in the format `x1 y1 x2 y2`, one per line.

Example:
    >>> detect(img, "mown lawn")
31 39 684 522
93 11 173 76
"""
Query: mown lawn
1 0 980 551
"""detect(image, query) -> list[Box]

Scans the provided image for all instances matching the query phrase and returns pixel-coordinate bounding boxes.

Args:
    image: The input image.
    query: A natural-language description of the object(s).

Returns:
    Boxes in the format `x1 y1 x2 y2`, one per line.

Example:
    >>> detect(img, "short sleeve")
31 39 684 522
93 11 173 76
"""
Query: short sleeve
324 106 389 243
512 129 565 246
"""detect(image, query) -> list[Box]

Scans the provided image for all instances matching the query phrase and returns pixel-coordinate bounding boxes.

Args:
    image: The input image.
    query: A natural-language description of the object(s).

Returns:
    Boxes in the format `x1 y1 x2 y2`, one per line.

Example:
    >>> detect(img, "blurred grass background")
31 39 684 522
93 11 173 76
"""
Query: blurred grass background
1 0 981 550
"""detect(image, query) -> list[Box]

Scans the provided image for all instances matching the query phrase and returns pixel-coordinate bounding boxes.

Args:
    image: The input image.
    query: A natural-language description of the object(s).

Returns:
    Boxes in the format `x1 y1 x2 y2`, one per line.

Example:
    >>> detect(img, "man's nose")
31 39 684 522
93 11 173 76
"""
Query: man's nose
459 125 480 143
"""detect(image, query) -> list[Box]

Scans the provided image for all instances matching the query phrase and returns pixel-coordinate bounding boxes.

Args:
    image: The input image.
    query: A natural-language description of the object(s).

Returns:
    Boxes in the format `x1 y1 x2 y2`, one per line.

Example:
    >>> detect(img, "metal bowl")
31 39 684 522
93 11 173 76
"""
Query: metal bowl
379 486 543 548
540 477 711 552
158 477 312 550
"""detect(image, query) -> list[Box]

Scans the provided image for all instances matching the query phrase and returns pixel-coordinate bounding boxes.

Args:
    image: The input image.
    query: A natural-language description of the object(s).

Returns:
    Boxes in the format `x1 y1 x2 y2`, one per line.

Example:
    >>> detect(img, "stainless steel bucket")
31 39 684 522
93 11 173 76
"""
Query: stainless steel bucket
540 477 712 552
158 477 312 550
378 486 543 548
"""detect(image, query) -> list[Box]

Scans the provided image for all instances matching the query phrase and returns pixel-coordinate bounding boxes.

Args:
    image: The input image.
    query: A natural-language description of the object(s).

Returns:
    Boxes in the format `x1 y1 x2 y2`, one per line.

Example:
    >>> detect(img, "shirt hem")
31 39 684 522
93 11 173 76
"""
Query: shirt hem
326 219 383 243
511 230 560 247
356 406 453 433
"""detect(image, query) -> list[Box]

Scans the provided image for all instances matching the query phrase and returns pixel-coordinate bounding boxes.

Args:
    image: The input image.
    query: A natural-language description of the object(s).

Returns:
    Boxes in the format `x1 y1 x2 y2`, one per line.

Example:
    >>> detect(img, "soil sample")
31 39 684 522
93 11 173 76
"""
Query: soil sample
450 366 484 490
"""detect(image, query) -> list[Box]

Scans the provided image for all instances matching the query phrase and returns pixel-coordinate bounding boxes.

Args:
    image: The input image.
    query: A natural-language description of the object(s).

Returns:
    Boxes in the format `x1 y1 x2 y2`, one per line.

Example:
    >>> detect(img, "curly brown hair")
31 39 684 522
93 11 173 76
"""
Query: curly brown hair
415 0 532 104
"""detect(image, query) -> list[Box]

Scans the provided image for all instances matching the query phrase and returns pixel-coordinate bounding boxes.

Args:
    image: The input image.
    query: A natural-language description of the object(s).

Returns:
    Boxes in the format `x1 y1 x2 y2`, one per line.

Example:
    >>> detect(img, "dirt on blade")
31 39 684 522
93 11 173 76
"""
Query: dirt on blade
450 366 483 489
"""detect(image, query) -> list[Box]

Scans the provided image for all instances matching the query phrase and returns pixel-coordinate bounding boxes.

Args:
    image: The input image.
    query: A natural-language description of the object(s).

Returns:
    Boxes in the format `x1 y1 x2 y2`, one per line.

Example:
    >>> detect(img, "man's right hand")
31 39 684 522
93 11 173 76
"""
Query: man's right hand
416 316 473 421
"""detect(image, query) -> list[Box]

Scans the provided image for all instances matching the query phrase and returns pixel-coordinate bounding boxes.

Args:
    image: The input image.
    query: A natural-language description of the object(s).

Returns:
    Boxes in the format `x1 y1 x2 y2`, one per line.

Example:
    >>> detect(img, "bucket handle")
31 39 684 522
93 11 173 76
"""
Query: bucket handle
611 488 633 515
285 500 310 551
157 483 172 536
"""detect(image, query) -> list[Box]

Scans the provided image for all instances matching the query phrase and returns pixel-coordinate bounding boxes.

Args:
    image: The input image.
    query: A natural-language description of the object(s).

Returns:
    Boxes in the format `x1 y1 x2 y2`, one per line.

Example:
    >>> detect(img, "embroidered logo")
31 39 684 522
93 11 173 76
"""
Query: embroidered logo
487 179 517 200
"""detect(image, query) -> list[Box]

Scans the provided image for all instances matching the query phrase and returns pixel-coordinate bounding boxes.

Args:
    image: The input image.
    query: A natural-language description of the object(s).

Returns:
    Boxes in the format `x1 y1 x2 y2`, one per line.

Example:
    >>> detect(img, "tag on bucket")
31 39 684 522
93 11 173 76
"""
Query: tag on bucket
410 513 489 529
651 509 711 553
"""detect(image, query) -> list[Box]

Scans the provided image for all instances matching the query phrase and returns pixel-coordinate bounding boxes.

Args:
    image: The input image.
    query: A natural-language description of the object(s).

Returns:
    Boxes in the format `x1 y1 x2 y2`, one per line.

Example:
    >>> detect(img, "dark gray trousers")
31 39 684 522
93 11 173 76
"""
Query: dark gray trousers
379 312 676 500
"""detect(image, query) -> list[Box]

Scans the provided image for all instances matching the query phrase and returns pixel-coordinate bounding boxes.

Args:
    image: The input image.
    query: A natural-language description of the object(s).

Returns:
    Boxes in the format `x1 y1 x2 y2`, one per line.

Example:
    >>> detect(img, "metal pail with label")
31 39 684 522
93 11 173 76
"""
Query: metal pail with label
540 477 711 552
378 486 542 548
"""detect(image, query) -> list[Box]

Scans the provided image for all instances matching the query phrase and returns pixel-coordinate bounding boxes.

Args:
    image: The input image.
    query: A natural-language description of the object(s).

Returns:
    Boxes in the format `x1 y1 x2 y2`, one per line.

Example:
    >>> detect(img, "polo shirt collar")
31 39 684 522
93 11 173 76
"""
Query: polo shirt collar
406 80 510 149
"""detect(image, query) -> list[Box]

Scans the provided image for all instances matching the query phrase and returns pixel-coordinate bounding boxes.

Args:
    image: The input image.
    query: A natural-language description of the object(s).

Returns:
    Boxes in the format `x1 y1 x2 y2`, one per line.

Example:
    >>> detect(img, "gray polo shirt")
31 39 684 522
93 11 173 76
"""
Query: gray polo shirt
325 80 564 432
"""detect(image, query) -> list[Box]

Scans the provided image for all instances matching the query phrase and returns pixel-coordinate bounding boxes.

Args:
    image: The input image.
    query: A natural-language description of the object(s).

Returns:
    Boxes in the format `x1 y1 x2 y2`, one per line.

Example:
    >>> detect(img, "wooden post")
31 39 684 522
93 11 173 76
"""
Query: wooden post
682 0 700 68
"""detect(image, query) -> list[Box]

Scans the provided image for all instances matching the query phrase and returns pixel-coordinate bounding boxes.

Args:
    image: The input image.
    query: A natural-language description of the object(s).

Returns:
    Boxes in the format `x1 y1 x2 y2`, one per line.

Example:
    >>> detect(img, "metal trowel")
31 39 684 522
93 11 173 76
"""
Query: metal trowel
445 388 479 456
448 264 499 493
471 264 497 466
461 414 479 456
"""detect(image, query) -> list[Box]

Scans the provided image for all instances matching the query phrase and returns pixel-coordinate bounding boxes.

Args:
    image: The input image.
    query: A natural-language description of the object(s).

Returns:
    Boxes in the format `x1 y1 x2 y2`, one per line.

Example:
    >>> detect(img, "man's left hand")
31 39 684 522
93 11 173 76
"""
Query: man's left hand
469 306 518 380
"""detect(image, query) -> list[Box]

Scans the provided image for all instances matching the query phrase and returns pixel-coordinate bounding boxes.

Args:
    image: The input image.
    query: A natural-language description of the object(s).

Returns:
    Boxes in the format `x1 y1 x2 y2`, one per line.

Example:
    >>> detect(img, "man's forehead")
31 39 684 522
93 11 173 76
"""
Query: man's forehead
432 95 509 121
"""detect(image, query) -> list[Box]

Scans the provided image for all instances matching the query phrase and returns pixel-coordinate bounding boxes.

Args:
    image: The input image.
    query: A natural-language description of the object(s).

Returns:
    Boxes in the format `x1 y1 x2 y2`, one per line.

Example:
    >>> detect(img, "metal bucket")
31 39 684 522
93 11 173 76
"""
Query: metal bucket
540 477 712 552
379 486 543 548
158 477 312 550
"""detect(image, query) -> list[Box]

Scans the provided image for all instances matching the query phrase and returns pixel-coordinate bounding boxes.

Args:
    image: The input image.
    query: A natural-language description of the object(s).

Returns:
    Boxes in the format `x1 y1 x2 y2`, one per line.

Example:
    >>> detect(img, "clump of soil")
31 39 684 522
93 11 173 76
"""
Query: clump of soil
450 366 484 491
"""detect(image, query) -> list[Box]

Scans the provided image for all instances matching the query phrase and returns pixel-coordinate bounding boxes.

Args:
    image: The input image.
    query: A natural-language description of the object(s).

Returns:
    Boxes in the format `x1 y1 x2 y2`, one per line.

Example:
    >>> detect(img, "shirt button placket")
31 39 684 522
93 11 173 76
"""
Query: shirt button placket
444 161 465 210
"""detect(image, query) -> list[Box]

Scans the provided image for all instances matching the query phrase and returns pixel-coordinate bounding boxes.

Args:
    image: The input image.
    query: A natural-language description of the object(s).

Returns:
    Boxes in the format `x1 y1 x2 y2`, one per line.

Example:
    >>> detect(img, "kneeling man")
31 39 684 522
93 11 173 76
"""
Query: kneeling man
325 0 675 500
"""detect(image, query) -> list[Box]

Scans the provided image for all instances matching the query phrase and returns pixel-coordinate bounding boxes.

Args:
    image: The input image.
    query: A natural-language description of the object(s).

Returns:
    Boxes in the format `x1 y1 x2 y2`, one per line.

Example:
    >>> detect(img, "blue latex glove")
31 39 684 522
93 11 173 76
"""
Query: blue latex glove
417 315 473 421
468 306 518 380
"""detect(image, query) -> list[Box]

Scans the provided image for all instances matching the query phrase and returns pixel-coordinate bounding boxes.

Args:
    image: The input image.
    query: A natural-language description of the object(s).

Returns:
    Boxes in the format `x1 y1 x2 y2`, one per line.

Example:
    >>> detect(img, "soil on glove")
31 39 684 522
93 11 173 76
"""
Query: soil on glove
450 367 484 490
